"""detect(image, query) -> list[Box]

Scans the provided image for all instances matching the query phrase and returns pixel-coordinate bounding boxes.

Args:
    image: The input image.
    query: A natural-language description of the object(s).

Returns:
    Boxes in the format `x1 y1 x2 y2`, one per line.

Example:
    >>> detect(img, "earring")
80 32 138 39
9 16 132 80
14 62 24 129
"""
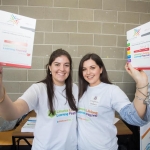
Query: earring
50 71 51 74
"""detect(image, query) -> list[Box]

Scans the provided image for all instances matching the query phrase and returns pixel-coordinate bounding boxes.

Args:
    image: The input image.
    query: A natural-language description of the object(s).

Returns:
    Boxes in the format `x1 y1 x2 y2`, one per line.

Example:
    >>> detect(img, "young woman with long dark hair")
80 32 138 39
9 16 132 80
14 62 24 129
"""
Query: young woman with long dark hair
77 53 149 150
0 49 78 150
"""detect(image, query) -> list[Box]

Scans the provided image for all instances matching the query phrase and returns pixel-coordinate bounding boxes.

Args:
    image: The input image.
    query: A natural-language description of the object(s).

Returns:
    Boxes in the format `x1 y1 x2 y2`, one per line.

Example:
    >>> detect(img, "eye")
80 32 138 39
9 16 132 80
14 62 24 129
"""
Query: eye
82 68 86 71
55 63 60 66
65 64 70 67
91 66 95 70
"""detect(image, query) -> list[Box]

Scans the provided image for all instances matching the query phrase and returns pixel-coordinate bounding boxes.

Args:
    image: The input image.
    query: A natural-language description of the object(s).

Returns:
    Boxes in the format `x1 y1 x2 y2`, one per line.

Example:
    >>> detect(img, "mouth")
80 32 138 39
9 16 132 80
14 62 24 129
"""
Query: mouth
86 75 94 79
57 72 66 76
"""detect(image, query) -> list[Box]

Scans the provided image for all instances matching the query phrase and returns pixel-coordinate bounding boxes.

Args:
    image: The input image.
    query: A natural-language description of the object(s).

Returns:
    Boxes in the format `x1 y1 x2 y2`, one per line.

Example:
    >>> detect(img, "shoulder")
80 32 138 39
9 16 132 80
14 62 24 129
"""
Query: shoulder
72 83 78 96
104 83 126 98
101 83 121 93
102 82 118 88
72 83 78 90
100 82 116 89
72 83 78 103
30 82 46 92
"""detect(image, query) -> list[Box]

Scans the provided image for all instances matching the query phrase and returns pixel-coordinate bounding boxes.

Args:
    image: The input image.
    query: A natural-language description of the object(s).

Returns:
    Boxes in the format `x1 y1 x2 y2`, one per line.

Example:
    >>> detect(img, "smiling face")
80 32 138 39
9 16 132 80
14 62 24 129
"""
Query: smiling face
82 59 103 87
49 55 70 86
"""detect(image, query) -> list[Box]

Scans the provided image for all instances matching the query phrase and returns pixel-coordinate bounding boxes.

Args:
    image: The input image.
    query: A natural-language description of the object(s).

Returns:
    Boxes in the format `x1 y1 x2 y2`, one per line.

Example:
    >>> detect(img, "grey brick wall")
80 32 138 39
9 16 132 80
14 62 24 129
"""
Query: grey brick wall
1 0 150 102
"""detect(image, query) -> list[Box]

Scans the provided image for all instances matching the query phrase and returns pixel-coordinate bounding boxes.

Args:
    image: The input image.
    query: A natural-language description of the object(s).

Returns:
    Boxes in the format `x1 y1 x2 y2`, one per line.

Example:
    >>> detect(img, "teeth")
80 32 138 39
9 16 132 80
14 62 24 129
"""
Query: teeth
87 76 93 79
57 73 65 76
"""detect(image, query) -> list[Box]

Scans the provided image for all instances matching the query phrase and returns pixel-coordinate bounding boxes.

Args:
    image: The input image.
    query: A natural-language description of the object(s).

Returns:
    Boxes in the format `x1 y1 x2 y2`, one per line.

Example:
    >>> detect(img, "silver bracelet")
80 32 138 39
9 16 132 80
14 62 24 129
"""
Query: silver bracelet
143 94 150 105
136 95 150 105
137 89 149 97
136 83 149 89
136 95 146 101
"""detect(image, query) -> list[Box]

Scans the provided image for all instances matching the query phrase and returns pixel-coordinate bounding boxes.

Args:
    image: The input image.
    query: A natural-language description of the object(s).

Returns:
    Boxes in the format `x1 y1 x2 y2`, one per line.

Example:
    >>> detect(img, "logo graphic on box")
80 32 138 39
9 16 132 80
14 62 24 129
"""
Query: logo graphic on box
127 22 150 70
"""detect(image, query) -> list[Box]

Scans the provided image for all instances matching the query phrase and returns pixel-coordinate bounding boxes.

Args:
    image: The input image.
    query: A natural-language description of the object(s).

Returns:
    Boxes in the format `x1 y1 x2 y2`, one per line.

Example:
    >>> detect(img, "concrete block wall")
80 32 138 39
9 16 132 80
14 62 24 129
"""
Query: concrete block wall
1 0 150 102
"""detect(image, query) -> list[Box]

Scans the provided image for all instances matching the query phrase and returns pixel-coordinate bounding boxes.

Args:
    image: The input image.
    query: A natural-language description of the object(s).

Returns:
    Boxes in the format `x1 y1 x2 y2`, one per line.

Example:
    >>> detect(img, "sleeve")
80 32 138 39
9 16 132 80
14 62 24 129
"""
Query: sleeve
119 103 148 126
19 84 39 112
142 104 150 122
110 86 131 112
72 83 78 106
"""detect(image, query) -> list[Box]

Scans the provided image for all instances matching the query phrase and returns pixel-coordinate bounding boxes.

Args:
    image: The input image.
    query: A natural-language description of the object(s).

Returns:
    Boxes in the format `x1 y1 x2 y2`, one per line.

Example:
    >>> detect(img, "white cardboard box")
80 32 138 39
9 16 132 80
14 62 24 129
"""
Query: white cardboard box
0 10 36 69
127 21 150 70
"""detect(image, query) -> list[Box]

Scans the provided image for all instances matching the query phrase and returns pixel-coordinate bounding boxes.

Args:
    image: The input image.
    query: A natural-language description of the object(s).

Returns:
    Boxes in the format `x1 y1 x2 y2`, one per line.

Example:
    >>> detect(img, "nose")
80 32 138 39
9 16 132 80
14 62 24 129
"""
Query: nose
60 65 64 71
86 69 90 74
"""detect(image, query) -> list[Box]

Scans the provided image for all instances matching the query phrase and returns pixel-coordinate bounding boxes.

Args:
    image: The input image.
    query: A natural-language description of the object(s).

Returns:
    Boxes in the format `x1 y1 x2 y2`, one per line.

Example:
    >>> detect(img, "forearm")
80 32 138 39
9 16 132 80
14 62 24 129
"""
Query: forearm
0 87 29 120
125 63 149 119
133 83 148 118
0 91 18 120
0 67 28 120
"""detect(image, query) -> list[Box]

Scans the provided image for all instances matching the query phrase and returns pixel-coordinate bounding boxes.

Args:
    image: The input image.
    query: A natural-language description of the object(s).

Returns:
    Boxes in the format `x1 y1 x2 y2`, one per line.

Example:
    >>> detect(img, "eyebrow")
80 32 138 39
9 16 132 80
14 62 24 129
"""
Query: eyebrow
90 65 96 67
53 62 70 64
83 65 96 68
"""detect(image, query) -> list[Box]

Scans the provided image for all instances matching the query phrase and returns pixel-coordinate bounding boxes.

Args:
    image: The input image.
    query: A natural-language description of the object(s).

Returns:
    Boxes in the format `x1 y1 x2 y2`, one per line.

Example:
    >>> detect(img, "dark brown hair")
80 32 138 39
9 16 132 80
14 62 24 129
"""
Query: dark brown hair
40 49 77 115
78 53 112 99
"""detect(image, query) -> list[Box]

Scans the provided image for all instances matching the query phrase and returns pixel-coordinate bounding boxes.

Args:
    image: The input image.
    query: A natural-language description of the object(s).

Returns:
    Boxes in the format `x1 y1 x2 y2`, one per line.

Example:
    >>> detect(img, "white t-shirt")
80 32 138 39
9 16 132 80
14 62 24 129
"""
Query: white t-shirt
20 82 78 150
77 82 131 150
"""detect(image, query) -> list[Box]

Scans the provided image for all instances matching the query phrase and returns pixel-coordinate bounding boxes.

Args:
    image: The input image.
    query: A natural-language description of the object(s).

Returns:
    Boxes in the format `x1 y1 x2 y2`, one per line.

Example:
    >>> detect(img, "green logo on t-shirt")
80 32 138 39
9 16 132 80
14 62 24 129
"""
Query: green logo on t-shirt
48 111 56 118
48 109 76 118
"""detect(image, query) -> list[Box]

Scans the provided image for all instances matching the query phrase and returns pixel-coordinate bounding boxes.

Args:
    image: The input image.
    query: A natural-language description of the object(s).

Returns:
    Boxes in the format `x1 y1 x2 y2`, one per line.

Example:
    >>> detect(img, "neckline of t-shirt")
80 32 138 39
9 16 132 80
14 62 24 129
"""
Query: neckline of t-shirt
88 82 104 89
54 84 66 89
